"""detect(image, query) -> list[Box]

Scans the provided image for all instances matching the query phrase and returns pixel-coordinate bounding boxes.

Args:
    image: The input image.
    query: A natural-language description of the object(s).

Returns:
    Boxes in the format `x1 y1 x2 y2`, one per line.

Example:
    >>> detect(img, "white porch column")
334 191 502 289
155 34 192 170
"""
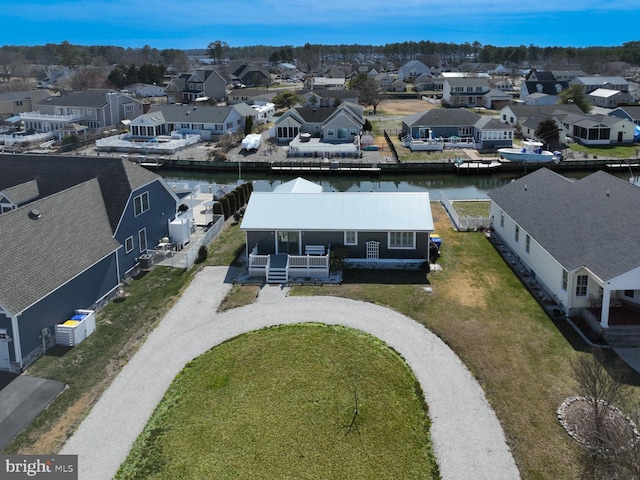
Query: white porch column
10 314 22 370
600 287 612 328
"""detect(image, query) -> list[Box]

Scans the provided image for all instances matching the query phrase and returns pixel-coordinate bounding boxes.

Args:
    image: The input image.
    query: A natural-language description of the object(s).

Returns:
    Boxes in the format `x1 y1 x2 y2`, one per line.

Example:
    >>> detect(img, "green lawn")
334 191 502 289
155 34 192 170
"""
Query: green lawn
568 143 639 159
451 200 491 218
115 324 439 480
290 204 591 479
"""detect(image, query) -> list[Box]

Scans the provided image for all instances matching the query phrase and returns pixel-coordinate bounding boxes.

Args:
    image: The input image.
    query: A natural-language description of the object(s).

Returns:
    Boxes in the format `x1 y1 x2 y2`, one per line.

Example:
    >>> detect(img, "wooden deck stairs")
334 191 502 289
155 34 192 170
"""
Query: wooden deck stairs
266 254 288 284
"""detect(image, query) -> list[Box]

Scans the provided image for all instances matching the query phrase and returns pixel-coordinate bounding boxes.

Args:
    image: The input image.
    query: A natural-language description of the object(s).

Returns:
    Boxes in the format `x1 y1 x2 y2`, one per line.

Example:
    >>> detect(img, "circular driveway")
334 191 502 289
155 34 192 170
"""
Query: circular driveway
61 267 519 480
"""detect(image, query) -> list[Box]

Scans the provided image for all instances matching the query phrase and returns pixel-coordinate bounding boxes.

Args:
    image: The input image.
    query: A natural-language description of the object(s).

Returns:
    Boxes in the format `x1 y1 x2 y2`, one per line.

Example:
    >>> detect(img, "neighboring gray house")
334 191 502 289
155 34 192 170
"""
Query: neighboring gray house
0 179 120 372
401 108 514 149
588 88 634 108
20 89 144 133
165 69 227 103
488 168 640 330
609 105 640 125
0 155 180 372
300 89 359 108
569 76 630 94
226 88 278 106
398 60 431 82
0 90 49 122
274 102 364 143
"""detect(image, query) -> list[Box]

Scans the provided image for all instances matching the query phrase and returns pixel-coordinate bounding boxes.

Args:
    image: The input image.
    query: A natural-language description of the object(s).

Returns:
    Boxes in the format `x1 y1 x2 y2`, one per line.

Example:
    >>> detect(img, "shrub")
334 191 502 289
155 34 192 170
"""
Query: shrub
329 246 349 272
196 245 208 263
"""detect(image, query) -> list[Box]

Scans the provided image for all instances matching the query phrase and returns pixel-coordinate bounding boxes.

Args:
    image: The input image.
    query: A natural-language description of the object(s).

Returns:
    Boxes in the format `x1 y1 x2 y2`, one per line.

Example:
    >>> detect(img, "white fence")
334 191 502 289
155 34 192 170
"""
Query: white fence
96 133 200 154
440 192 491 232
149 215 225 269
0 131 54 146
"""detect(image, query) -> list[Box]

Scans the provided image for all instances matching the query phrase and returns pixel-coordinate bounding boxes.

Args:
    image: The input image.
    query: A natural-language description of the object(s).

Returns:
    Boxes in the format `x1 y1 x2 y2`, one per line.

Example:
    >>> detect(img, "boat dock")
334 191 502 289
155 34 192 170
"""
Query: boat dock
454 159 502 174
270 162 381 174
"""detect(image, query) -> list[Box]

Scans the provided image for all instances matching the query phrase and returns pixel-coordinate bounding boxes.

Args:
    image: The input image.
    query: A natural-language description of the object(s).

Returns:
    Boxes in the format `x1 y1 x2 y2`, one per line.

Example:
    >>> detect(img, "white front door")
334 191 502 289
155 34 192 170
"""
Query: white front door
0 329 10 370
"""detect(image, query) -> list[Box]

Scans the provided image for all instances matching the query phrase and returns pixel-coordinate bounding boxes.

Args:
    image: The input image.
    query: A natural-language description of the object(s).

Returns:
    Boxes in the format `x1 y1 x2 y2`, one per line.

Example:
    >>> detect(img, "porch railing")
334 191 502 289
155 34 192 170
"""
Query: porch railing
288 254 329 272
248 245 331 278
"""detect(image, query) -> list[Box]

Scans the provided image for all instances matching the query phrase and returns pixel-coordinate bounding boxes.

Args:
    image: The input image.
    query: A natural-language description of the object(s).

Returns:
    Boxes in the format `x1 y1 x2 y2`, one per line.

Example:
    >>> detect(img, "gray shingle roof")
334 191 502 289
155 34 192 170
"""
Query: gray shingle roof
0 155 160 232
0 179 120 315
488 168 640 282
39 89 115 108
403 108 481 127
1 179 39 205
148 104 234 124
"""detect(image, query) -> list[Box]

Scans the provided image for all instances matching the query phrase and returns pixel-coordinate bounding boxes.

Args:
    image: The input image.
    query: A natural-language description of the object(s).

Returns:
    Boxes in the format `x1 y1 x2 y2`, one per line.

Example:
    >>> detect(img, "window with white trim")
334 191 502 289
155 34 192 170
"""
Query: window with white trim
344 231 357 245
562 269 568 291
125 236 134 253
134 191 150 216
500 211 504 227
138 228 147 252
576 275 588 297
515 225 520 242
389 232 415 249
525 234 530 253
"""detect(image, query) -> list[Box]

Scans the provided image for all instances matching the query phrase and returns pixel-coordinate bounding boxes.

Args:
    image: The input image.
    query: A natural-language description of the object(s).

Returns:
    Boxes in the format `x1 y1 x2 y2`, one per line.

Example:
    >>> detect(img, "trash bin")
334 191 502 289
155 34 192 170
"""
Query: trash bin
139 254 153 270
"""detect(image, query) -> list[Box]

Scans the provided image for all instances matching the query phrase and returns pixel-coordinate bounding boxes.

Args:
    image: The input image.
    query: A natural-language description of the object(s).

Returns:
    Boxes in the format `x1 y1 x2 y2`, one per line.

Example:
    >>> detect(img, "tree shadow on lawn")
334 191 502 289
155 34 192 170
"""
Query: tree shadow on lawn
342 268 429 285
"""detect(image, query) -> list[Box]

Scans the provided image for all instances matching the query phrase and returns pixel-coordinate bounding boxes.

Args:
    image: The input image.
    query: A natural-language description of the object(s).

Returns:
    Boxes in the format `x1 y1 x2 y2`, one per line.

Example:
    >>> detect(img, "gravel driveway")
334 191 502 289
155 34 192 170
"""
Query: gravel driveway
61 266 519 480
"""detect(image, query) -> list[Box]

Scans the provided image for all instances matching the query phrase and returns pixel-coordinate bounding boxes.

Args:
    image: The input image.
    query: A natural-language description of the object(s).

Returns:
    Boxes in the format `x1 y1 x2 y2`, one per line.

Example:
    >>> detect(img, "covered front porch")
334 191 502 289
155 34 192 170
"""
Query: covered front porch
248 244 331 284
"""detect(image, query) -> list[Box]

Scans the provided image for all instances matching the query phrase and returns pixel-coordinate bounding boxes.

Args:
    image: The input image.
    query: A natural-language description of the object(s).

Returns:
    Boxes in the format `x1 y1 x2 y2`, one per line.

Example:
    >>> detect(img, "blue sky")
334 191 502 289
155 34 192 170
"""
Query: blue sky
1 0 639 50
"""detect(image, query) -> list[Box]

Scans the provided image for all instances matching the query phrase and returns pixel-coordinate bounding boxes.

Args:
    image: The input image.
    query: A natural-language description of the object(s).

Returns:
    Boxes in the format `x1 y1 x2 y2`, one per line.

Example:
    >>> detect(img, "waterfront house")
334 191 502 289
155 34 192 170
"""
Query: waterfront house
0 179 120 372
401 108 514 150
0 155 180 371
241 178 434 283
129 103 257 141
488 168 640 330
274 102 364 143
20 89 144 136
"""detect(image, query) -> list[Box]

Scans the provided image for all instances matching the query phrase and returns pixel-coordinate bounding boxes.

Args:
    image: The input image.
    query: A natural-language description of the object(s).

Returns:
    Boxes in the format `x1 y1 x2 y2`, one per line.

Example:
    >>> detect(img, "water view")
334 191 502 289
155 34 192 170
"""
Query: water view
161 169 636 199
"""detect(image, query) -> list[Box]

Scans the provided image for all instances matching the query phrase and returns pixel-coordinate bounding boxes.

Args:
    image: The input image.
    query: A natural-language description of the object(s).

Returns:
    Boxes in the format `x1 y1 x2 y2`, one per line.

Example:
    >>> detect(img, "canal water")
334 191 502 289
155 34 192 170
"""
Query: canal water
160 169 639 199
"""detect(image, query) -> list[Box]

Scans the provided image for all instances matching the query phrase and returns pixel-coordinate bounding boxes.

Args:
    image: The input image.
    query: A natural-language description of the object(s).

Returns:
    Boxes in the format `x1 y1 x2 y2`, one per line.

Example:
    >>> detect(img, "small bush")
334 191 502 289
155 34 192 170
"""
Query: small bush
329 246 349 272
196 245 208 263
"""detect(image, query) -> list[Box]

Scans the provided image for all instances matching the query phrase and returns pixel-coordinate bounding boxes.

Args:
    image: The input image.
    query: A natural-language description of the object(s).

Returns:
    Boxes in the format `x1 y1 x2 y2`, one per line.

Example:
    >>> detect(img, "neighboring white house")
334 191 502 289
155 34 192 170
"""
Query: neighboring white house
488 168 640 329
128 103 256 141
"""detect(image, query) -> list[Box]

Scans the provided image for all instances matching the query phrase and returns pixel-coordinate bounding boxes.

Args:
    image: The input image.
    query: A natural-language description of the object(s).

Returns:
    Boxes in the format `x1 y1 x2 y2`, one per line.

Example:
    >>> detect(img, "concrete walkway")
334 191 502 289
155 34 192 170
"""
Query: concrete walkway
61 267 519 480
0 374 65 449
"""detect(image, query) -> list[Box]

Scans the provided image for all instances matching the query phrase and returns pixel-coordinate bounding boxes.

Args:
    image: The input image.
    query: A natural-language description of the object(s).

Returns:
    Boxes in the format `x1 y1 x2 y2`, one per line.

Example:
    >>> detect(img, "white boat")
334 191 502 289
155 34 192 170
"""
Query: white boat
498 140 561 162
241 133 262 151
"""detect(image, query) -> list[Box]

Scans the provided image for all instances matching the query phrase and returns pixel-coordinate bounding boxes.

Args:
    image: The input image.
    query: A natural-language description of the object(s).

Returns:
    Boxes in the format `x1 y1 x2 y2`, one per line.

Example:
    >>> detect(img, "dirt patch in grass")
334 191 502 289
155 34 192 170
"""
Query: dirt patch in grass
218 284 261 312
376 98 437 116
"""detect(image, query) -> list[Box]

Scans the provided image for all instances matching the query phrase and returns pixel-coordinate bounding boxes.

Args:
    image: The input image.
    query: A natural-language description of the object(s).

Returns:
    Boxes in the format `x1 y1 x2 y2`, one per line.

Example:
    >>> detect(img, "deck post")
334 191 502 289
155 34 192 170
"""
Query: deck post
600 287 611 328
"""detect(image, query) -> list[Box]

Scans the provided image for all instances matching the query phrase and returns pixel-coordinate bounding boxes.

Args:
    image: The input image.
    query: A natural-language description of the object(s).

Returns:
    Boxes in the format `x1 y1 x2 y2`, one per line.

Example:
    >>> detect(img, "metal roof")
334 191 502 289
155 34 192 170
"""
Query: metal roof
273 177 323 193
241 192 433 232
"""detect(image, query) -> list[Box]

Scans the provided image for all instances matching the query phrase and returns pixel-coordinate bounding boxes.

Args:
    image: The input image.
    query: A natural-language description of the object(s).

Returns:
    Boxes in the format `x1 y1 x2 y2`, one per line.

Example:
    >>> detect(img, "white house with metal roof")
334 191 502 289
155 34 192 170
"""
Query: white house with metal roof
241 179 434 283
488 168 640 330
